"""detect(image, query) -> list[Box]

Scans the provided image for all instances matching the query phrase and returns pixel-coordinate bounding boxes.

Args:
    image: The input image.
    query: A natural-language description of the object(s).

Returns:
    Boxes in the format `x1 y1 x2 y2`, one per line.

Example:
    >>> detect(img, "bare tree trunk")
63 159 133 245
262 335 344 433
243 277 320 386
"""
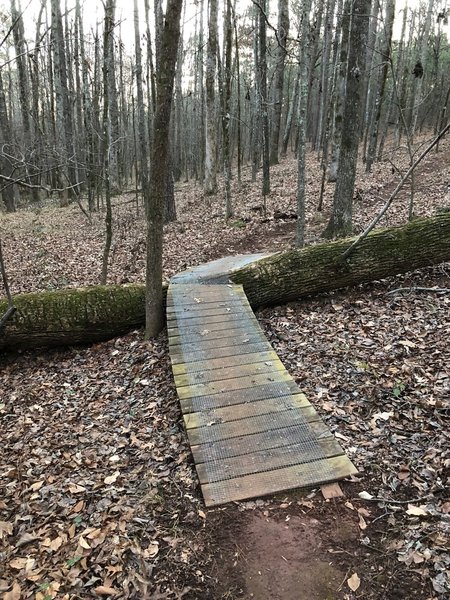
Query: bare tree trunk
205 0 218 196
365 0 395 172
10 0 40 203
324 0 371 238
0 72 16 212
327 0 351 182
296 0 313 247
258 0 270 207
269 0 289 165
222 0 233 219
281 70 300 157
100 0 116 285
133 0 150 215
145 0 183 337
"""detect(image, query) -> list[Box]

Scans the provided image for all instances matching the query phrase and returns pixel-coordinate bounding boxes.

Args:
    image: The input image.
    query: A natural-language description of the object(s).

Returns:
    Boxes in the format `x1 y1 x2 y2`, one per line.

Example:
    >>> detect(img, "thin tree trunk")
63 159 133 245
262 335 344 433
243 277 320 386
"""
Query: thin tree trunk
205 0 218 195
258 0 270 208
145 0 183 337
100 0 116 285
269 0 289 165
365 0 395 172
327 0 351 182
324 0 371 238
296 0 313 247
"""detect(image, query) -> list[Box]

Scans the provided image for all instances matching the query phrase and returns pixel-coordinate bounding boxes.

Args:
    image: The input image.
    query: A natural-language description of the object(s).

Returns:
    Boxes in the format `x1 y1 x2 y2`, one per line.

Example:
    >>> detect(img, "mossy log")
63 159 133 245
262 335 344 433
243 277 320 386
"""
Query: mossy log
229 213 450 307
1 214 449 351
0 285 156 351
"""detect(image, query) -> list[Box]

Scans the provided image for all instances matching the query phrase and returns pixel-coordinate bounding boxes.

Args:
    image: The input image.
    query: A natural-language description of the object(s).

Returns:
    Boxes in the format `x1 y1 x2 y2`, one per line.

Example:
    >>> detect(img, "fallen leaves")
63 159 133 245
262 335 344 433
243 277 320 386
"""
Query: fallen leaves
347 572 361 591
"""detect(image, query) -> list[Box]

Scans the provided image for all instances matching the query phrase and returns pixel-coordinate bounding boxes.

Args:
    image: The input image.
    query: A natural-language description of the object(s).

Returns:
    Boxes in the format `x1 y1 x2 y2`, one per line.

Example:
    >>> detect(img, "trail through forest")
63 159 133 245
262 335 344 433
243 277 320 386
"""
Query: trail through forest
1 147 449 599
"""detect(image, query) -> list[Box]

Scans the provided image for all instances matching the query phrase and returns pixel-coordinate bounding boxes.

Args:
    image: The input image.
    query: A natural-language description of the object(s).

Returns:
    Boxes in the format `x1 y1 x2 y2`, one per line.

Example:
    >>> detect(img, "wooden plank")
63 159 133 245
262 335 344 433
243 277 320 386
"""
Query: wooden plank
168 331 269 352
321 483 344 499
173 358 286 387
168 312 256 329
176 370 293 400
167 301 251 314
196 437 345 484
183 393 310 428
171 350 280 375
202 455 359 506
170 342 267 365
191 421 332 463
167 317 253 336
167 308 258 327
180 380 301 412
168 306 255 321
186 405 320 444
168 324 263 345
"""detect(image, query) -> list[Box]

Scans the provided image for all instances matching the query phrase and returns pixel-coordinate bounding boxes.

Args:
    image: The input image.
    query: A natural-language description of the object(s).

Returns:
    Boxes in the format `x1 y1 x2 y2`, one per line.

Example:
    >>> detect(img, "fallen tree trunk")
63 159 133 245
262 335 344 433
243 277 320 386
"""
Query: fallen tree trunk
229 213 450 308
0 285 152 351
1 214 449 351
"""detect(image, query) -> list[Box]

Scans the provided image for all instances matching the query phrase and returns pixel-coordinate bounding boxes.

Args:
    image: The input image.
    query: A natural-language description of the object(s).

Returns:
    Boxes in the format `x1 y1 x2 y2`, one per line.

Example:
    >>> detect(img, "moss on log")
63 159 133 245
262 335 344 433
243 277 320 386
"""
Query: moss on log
1 214 449 351
230 213 450 308
0 284 151 350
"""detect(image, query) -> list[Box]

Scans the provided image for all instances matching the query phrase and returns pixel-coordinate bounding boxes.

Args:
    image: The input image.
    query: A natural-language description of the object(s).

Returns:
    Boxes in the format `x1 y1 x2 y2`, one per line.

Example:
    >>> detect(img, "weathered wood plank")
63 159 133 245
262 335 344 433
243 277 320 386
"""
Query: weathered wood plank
202 455 359 506
191 421 332 463
167 314 254 331
170 342 268 365
186 404 320 444
176 370 293 400
183 393 310 428
168 331 269 352
171 350 280 375
179 380 301 412
196 437 345 484
173 358 286 387
168 324 264 345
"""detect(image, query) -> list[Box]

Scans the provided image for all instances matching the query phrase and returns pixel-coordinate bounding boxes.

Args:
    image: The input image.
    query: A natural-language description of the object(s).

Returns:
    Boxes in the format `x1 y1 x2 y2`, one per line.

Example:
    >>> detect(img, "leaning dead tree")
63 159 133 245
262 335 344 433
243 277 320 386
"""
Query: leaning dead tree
1 213 449 351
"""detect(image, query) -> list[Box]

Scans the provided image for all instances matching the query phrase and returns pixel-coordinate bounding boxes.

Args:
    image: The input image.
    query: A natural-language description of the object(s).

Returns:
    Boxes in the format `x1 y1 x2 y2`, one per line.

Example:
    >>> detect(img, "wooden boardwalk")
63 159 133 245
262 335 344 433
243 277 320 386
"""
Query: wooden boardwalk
167 282 357 507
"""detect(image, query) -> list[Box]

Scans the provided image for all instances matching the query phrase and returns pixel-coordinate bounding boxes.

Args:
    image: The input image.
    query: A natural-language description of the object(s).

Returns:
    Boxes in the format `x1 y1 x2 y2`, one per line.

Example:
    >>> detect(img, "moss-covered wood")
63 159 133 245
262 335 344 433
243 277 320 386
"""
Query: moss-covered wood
0 284 158 350
230 213 450 307
1 214 449 351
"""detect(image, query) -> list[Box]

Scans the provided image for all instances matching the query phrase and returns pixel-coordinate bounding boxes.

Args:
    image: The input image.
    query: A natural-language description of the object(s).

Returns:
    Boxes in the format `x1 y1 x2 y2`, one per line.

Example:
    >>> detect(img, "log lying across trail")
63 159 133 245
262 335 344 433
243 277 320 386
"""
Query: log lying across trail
1 213 449 351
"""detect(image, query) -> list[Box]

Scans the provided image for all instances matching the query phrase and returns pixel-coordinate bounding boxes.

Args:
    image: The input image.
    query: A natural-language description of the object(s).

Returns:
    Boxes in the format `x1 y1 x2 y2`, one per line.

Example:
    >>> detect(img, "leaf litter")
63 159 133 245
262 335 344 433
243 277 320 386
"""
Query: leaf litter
1 139 450 598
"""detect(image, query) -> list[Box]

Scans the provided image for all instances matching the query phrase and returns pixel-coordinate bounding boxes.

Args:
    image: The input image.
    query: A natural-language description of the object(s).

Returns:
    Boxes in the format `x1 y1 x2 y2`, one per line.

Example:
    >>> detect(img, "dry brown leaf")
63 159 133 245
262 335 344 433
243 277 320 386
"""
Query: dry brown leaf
406 505 428 516
94 585 119 596
0 521 13 539
347 572 361 591
104 471 120 485
3 582 21 600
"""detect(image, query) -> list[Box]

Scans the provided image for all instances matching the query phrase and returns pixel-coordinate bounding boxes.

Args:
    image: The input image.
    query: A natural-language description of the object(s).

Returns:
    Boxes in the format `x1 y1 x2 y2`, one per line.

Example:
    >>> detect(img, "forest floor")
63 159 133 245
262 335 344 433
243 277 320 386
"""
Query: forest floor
1 137 449 599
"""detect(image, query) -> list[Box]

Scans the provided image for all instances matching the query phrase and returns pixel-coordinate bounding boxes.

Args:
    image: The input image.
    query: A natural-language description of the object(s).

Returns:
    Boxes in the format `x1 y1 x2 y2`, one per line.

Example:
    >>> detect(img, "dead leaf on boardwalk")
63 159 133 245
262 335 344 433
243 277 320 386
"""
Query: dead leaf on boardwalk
347 573 361 591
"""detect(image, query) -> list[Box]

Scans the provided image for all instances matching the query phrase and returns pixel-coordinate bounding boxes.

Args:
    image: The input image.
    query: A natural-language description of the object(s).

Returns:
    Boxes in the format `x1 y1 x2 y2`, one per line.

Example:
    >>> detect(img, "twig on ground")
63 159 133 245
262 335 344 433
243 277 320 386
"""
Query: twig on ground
386 287 450 295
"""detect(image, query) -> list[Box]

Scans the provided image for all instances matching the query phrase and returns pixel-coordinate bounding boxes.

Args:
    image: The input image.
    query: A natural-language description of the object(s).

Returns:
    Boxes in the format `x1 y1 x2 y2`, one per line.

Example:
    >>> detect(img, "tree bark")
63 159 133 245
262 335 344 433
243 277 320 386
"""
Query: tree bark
145 0 183 338
269 0 289 165
323 0 371 238
204 0 218 195
2 214 449 351
231 213 450 308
